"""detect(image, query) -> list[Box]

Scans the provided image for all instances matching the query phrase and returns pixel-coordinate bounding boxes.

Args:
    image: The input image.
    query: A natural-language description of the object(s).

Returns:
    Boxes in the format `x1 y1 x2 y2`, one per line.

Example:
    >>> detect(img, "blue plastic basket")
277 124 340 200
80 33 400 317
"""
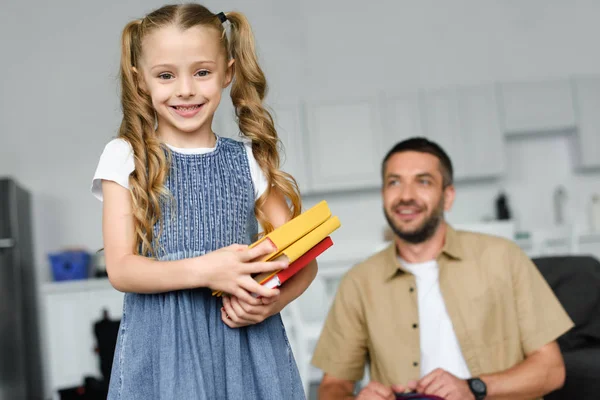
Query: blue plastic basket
49 251 91 281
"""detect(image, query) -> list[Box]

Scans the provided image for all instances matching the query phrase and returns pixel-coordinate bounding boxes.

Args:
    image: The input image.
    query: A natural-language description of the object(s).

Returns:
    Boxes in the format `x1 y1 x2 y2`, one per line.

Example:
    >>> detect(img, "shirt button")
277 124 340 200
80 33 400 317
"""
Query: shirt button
412 323 418 329
409 287 414 292
413 361 419 367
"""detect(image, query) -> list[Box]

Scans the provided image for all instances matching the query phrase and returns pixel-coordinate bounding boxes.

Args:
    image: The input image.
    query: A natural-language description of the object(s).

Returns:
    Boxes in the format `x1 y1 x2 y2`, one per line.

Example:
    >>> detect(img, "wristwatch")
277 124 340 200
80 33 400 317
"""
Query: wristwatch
467 377 487 400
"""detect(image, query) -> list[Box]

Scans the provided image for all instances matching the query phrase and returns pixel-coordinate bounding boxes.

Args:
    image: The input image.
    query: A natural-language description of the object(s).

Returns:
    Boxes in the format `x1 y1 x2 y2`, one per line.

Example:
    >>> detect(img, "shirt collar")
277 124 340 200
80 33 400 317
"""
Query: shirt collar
383 223 464 280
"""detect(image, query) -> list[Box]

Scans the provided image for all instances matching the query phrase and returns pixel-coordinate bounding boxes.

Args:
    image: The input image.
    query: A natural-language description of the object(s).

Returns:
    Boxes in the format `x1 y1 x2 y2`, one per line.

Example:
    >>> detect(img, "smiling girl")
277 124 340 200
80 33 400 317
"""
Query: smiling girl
91 4 311 399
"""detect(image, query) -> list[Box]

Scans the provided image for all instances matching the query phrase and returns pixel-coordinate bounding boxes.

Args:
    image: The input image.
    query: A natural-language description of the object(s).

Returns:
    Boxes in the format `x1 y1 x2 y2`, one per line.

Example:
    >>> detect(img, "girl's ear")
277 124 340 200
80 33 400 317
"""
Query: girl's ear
223 58 235 88
132 66 148 93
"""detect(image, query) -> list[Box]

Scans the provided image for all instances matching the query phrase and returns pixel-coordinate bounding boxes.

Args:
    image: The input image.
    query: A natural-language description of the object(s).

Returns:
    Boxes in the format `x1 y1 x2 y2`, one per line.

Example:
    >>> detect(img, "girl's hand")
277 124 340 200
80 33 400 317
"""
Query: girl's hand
221 293 282 328
202 241 287 304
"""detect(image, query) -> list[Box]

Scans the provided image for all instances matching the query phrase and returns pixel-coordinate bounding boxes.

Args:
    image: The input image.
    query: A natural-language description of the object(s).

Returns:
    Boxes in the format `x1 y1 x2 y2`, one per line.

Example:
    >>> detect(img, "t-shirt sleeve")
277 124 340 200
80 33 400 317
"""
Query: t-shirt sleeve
91 139 135 201
510 243 575 354
311 271 369 381
243 141 269 200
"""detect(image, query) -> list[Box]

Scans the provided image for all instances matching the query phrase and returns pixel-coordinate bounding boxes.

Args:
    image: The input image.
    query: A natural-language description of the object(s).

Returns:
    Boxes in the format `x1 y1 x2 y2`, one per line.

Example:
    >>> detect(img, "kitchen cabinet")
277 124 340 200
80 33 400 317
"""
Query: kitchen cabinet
380 92 423 156
305 98 383 192
572 75 600 169
499 79 576 135
420 84 505 181
457 84 505 179
41 279 124 397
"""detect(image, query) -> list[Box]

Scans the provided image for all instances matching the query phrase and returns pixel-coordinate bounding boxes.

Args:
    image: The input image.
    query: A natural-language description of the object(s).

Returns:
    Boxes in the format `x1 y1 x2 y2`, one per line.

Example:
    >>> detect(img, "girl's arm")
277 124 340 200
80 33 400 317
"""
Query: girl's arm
101 180 286 301
221 188 318 327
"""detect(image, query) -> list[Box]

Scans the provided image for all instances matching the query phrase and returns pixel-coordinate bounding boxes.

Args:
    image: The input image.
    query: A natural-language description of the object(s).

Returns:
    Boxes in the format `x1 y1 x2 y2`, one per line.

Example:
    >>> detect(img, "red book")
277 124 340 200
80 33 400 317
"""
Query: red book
257 237 334 290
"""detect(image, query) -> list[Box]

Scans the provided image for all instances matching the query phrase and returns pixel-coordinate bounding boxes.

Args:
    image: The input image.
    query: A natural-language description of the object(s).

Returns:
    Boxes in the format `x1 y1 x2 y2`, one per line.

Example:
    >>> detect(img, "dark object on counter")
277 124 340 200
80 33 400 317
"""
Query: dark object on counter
495 192 511 220
57 309 120 399
58 378 106 400
94 309 120 385
534 255 600 400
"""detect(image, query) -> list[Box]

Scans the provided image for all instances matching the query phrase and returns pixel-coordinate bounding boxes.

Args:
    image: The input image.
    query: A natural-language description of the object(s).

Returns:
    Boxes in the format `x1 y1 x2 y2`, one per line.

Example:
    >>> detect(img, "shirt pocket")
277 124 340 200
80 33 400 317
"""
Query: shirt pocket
464 279 516 347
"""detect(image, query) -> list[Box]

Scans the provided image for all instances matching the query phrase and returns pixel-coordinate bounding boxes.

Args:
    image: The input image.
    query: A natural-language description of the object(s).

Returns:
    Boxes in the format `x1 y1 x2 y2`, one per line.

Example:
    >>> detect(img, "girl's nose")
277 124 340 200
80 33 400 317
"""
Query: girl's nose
176 77 195 98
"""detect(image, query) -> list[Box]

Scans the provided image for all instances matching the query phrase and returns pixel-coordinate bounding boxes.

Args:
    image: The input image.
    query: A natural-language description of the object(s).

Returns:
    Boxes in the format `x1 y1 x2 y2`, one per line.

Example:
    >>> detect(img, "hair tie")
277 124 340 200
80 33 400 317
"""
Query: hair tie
216 12 227 23
217 12 232 57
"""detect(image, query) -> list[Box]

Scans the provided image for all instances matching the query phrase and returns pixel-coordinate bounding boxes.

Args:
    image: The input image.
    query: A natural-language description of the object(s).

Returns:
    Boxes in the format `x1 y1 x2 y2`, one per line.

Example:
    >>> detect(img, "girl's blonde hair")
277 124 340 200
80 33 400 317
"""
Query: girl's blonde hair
118 4 302 256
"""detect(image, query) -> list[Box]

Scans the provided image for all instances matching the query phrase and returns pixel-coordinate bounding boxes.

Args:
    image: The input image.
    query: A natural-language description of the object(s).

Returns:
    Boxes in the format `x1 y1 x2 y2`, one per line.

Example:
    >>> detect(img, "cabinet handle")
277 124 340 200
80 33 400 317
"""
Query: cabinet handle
0 238 15 249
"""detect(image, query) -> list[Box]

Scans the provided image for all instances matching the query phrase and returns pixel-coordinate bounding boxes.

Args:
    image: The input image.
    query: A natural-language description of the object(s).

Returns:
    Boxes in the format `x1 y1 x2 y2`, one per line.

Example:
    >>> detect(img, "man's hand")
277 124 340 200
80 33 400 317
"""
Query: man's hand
408 369 473 400
221 293 283 328
356 381 406 400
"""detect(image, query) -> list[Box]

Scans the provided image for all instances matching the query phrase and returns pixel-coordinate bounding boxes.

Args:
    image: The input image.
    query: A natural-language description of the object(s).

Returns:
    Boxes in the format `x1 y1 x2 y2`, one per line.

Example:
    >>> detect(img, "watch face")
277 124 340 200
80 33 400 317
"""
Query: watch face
470 379 486 393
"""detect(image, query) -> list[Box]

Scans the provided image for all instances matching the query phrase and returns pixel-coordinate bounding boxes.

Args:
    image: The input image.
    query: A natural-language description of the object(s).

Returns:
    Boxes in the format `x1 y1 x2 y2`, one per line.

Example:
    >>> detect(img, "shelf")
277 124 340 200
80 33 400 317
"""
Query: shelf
41 278 114 294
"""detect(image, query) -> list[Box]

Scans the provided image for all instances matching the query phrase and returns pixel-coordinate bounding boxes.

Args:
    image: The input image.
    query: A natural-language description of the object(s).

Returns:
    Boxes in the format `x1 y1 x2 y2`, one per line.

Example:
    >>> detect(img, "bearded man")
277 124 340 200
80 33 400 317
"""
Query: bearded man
312 137 573 400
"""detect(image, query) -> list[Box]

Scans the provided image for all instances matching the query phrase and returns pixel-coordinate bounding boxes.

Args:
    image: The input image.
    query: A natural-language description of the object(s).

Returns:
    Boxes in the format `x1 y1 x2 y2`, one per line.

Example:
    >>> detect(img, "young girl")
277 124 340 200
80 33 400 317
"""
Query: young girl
91 4 314 399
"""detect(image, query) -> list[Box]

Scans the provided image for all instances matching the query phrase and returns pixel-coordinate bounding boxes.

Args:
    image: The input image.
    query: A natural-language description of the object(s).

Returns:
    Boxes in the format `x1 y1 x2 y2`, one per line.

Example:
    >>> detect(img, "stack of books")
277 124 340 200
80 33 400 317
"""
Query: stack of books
212 200 340 297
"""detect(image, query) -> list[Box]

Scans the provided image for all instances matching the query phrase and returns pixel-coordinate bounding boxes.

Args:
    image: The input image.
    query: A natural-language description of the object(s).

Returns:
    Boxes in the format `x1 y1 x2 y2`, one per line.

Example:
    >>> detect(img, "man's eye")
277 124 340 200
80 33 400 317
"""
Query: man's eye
419 179 431 185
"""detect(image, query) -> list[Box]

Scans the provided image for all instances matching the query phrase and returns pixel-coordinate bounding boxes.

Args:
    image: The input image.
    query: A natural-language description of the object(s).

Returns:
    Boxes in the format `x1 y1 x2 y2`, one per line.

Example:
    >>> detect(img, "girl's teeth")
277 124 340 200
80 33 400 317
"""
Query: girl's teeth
176 105 198 111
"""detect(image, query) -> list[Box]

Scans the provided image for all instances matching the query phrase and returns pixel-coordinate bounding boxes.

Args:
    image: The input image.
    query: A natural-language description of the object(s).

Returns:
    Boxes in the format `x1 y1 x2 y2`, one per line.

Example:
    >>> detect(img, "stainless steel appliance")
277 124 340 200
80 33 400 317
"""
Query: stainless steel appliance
0 178 44 399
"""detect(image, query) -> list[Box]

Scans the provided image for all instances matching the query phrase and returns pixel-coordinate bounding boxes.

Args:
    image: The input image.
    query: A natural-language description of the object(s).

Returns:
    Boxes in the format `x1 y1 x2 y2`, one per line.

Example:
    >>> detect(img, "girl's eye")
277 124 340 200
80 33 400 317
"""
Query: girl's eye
158 73 174 80
196 70 210 77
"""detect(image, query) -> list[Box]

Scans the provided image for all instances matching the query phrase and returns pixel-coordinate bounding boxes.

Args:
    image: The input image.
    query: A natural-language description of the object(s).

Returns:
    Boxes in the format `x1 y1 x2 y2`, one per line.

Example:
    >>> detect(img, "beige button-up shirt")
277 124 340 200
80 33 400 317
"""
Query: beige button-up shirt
312 226 574 389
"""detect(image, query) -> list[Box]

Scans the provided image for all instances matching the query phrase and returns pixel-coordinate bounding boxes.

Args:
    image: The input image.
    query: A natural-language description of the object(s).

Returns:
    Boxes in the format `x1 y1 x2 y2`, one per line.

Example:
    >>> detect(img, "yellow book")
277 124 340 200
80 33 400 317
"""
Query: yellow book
251 200 332 261
212 200 334 296
252 216 341 286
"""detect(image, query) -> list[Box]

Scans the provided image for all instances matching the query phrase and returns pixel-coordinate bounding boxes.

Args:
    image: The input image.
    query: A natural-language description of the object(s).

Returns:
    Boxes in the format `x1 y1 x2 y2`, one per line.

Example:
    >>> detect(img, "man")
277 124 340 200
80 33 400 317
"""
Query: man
311 137 573 400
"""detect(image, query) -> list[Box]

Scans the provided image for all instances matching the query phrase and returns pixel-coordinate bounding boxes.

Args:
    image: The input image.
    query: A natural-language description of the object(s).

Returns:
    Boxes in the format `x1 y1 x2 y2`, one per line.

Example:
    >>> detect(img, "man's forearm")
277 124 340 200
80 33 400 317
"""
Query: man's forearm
480 343 565 400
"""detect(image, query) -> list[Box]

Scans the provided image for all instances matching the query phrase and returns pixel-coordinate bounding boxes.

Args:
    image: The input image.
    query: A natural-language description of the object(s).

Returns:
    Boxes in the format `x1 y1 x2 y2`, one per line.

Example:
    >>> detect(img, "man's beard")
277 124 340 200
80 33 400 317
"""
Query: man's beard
384 196 445 244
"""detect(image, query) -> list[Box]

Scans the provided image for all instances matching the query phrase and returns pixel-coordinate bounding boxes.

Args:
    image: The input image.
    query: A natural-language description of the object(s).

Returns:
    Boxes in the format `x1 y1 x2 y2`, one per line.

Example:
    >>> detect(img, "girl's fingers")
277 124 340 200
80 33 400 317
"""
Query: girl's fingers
240 279 280 299
242 240 276 262
245 260 288 275
232 287 260 305
230 297 256 322
260 294 280 305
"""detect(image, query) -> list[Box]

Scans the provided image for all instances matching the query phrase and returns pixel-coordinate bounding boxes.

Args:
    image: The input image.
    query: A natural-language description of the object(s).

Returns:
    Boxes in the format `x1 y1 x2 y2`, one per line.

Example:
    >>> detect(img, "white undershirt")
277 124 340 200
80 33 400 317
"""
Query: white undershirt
400 257 471 379
90 137 268 201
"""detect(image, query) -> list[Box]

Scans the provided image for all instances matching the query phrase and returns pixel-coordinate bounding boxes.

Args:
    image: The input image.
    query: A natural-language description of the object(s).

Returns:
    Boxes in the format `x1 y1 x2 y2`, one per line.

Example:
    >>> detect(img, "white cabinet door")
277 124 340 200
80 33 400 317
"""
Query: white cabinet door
44 291 93 391
421 88 468 179
380 93 423 156
457 84 505 178
572 76 600 169
272 104 310 194
499 79 576 135
42 283 124 394
421 85 505 181
306 99 383 192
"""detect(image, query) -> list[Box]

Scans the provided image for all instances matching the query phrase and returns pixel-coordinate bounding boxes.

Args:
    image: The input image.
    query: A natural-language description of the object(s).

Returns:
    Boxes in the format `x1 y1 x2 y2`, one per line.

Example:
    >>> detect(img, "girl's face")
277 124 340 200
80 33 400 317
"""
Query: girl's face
138 24 233 140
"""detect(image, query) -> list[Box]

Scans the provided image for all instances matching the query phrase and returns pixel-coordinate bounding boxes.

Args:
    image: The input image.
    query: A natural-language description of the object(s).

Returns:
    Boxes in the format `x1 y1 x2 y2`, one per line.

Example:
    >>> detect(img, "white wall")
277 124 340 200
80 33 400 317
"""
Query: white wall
2 0 600 281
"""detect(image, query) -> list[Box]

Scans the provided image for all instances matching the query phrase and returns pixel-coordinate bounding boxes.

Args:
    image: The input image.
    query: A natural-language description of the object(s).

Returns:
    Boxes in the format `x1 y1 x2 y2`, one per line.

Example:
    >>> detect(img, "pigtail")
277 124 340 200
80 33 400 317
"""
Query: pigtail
118 19 170 257
225 12 302 235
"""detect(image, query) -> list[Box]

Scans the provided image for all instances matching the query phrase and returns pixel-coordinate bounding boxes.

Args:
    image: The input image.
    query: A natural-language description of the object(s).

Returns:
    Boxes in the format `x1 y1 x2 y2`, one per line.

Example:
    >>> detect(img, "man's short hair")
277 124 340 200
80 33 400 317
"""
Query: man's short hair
382 137 454 187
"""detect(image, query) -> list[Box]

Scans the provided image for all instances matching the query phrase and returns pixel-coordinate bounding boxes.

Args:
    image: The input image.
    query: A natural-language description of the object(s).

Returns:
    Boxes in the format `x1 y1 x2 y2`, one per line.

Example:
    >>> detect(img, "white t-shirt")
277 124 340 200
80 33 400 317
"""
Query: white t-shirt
400 257 471 379
91 137 269 201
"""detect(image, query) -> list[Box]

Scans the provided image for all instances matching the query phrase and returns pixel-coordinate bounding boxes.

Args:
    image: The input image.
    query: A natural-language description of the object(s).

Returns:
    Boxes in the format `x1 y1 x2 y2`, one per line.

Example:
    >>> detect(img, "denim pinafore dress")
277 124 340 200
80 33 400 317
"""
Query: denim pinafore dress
107 137 305 399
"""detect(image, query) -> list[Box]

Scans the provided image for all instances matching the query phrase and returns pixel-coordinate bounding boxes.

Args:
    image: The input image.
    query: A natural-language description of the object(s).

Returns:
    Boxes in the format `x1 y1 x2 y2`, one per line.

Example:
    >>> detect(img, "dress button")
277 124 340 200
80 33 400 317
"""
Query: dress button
412 323 418 329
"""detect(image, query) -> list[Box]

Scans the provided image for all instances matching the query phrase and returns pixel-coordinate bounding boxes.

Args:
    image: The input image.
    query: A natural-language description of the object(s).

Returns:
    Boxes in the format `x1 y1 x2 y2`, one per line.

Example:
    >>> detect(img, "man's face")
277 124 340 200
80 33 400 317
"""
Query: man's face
382 151 455 244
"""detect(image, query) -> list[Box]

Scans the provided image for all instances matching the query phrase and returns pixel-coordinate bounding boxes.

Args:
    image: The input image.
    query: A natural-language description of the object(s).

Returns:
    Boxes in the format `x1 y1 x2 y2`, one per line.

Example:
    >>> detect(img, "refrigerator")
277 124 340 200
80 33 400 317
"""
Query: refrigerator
0 178 44 399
